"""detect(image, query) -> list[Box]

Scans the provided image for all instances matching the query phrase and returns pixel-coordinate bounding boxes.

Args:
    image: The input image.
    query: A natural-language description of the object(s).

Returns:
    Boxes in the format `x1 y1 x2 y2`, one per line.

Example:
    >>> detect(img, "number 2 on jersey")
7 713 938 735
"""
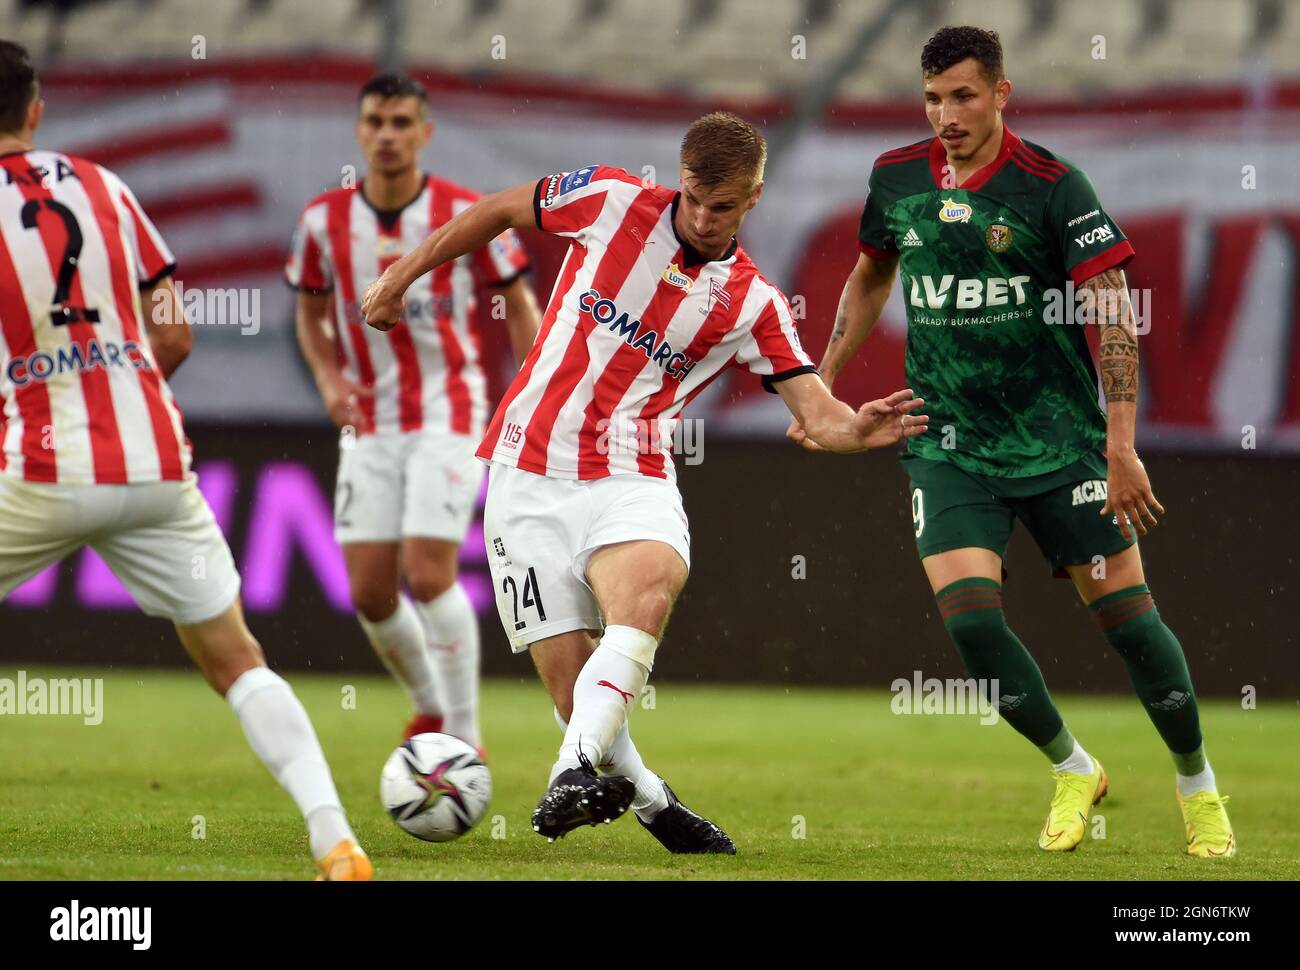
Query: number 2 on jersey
20 198 101 326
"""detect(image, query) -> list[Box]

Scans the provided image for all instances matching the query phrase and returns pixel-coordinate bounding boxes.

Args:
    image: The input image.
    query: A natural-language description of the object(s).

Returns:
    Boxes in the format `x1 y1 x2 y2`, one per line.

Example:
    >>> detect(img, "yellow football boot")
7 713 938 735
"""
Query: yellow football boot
1038 760 1108 851
1178 789 1236 858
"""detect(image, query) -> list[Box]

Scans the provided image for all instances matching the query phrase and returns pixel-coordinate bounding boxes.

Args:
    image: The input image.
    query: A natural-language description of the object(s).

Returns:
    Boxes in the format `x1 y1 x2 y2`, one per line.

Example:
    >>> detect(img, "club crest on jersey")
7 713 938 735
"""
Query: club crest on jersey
661 262 692 292
703 277 732 315
938 197 973 224
985 223 1013 253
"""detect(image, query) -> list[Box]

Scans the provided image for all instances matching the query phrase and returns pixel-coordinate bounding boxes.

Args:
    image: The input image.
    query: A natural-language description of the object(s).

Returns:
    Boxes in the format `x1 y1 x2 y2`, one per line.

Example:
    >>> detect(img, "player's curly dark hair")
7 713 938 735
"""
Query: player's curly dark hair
0 40 38 135
921 26 1004 83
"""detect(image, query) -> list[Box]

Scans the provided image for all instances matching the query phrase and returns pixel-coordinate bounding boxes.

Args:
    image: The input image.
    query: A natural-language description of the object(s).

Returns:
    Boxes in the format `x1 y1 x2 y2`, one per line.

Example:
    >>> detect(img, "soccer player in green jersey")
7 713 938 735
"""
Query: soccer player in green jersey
793 26 1235 856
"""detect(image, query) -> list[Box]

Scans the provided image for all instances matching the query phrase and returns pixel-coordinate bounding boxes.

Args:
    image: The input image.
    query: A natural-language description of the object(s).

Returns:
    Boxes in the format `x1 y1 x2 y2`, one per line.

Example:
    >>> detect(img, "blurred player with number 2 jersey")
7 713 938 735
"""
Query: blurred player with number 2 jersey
0 40 369 880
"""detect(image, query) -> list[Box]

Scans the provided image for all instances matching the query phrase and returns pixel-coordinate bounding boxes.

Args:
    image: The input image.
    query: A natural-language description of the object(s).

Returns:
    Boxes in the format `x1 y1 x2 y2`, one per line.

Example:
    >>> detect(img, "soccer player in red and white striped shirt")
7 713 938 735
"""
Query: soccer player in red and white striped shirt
288 75 541 751
363 112 929 849
0 41 369 880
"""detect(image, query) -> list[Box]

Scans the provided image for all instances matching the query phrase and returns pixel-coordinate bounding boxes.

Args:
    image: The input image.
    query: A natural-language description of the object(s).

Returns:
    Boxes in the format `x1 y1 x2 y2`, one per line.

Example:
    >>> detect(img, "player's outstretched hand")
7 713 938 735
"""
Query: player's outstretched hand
785 416 827 452
360 269 406 332
1101 448 1165 540
853 389 928 450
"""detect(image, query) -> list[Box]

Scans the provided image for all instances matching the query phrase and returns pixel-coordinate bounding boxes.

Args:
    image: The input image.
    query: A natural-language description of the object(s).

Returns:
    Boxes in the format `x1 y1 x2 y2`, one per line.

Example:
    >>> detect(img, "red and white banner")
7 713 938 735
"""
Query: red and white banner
36 57 1300 451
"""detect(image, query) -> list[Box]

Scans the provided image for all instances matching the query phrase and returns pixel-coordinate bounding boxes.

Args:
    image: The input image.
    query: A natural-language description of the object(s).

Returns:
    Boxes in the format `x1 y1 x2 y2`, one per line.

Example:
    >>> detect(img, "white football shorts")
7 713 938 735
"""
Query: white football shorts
333 429 483 544
0 472 241 625
482 461 691 652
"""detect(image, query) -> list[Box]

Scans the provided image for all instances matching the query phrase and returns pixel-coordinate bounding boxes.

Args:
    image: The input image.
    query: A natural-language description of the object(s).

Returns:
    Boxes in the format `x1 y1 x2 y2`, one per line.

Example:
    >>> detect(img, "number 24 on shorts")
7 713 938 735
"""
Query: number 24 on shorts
502 567 547 632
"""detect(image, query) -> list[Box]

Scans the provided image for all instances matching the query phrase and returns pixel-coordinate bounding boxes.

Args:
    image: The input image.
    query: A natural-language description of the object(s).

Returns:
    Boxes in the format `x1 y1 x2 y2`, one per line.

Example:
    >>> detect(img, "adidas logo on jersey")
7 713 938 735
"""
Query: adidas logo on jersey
901 228 923 247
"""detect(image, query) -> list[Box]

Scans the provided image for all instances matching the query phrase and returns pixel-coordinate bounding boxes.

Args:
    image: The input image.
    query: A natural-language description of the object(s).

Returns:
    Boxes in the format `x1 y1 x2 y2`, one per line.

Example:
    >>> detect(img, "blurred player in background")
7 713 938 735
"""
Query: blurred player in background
796 26 1234 857
0 40 370 880
362 112 928 850
288 75 541 751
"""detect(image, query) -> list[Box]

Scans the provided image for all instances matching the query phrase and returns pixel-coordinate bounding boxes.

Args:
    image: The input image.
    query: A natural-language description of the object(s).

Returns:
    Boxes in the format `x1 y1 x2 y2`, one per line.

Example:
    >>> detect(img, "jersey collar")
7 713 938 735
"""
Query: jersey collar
670 192 737 267
929 125 1021 192
360 171 430 229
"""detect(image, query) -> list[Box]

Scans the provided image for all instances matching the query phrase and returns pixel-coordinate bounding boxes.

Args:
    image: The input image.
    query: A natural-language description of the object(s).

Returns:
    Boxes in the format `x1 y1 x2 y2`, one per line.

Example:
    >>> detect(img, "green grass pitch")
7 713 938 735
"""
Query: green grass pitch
1 667 1296 880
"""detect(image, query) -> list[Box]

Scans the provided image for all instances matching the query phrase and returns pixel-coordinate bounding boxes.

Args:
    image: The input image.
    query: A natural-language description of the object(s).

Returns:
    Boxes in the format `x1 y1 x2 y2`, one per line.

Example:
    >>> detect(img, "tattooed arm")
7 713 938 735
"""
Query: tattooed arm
1082 266 1165 538
787 251 899 450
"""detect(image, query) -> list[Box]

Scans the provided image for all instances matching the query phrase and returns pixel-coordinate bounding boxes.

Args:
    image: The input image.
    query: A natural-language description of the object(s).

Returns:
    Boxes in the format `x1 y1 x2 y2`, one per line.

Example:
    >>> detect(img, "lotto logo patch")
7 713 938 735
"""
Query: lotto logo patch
376 236 404 258
662 262 692 291
938 197 973 223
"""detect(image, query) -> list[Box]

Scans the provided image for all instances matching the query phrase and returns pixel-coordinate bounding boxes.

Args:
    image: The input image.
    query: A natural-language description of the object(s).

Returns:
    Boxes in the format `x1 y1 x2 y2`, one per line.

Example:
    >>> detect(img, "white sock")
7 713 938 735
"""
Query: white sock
412 583 481 747
553 626 657 780
1177 762 1217 797
358 595 442 718
1052 740 1095 776
554 708 669 821
226 666 355 860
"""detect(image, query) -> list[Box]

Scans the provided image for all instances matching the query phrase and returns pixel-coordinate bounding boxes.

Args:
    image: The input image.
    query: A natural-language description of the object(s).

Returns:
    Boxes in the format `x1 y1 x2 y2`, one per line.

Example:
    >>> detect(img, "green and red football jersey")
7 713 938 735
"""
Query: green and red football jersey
858 126 1134 477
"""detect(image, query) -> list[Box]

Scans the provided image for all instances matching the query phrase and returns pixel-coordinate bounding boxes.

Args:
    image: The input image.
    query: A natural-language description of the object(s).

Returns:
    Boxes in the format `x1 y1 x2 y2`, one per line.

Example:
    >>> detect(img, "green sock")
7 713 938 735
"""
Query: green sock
1089 584 1204 772
1039 725 1080 766
937 578 1074 763
1172 743 1208 777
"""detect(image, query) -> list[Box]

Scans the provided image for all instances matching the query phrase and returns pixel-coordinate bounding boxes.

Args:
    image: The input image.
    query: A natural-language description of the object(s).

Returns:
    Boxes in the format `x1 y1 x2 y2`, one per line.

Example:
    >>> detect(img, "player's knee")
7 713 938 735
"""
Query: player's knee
352 584 399 623
619 586 674 636
1099 604 1167 663
406 569 456 604
1088 585 1166 657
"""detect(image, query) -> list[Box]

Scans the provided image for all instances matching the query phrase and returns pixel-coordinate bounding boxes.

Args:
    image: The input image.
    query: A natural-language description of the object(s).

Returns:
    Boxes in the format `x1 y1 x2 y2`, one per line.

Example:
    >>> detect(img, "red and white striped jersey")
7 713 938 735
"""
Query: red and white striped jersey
477 165 815 482
286 173 530 438
0 149 189 485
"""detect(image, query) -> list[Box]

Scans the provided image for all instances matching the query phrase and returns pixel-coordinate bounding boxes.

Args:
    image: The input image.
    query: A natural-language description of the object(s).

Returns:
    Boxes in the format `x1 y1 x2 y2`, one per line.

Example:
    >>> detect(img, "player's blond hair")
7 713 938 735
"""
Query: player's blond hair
680 112 766 195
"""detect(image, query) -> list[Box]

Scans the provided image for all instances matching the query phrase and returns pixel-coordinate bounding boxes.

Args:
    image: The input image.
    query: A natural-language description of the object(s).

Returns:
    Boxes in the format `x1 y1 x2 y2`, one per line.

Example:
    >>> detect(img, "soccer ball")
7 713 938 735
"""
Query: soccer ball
380 733 492 842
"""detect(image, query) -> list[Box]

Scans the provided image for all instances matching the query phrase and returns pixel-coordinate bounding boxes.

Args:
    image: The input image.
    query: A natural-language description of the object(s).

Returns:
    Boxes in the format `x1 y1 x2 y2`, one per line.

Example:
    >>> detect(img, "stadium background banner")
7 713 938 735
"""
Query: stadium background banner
26 58 1300 449
3 58 1297 693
